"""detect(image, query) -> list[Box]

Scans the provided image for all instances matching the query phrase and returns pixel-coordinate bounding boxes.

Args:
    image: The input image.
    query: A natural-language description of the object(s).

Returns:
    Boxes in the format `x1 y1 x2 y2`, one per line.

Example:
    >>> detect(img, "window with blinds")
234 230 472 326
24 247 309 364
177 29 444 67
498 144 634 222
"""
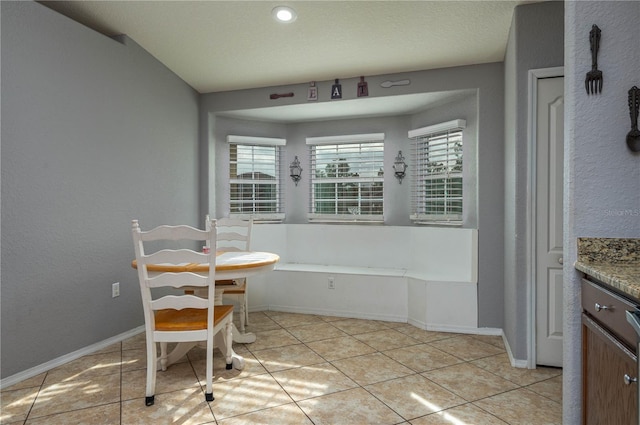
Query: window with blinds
307 133 384 222
228 135 285 221
409 120 466 224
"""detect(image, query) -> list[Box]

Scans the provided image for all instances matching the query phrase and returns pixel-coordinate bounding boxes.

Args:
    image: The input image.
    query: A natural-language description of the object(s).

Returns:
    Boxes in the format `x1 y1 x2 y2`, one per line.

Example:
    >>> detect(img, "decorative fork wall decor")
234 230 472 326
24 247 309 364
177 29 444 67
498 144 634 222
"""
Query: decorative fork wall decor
627 86 640 152
585 24 603 95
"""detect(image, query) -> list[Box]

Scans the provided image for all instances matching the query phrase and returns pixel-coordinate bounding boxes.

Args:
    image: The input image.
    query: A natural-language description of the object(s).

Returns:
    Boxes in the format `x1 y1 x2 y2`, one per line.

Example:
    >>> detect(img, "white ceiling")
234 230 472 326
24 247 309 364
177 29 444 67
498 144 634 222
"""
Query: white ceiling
40 0 538 122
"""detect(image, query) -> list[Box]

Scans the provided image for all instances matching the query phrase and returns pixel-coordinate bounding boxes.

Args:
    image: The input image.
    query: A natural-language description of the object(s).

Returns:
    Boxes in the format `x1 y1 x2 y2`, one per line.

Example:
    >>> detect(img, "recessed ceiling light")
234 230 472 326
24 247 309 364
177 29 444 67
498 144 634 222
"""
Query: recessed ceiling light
272 6 297 23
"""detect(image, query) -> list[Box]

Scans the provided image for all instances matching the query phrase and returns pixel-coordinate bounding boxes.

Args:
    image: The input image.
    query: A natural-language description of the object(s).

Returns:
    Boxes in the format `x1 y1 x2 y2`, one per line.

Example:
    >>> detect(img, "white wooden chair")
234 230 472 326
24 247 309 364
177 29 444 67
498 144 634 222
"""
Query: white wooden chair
131 219 233 406
206 215 252 332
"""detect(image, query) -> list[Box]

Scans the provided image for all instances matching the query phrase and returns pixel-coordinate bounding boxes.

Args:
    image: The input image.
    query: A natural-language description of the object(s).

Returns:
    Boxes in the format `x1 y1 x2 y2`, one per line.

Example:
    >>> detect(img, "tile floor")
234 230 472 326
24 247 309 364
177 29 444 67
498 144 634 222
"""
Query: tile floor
1 311 563 424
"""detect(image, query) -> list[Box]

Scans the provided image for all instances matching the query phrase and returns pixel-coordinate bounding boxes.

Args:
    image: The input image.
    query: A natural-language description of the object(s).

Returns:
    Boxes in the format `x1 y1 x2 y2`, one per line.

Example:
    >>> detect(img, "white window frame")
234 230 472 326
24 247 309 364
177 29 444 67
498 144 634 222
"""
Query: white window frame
408 120 466 225
306 133 385 223
227 135 285 222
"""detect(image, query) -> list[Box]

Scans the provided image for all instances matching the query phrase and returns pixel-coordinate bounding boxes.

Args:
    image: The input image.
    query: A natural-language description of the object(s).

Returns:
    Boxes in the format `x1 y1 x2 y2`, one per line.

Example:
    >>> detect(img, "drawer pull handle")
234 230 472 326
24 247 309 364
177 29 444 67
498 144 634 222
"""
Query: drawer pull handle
624 374 637 385
595 302 609 312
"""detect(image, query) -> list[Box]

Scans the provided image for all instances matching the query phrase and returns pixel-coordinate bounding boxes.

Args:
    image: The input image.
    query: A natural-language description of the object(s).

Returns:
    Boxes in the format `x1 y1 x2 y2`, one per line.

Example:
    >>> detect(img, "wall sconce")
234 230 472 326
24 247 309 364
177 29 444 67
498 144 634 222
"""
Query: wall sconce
393 151 408 184
290 156 303 186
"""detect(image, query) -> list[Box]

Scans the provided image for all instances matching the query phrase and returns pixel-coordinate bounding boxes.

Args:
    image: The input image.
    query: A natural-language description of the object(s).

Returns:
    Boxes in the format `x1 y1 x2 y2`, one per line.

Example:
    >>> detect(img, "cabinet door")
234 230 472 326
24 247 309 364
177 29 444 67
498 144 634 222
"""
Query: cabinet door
583 314 638 425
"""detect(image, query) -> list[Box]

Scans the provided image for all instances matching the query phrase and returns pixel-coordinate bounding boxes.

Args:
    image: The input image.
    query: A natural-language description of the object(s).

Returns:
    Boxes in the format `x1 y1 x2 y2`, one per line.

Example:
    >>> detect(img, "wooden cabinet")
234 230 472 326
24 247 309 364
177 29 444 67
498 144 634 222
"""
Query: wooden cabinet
582 278 638 425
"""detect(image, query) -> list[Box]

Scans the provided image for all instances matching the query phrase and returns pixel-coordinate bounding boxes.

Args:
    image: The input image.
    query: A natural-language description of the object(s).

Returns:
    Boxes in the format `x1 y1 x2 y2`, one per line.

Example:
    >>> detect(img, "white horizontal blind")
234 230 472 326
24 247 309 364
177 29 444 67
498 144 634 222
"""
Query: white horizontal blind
228 136 285 221
307 137 384 222
410 124 464 224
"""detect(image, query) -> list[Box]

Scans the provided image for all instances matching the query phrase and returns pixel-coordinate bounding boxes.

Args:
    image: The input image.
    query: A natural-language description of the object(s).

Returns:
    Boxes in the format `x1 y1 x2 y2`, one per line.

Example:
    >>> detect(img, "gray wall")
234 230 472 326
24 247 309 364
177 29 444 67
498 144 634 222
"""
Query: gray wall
564 2 640 423
1 1 200 378
503 1 564 361
201 63 505 328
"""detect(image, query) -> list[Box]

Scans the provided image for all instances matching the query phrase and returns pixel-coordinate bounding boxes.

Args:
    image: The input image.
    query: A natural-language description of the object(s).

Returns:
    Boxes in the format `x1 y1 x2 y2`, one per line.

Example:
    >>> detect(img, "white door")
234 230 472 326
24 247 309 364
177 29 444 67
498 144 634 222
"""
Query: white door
535 76 564 367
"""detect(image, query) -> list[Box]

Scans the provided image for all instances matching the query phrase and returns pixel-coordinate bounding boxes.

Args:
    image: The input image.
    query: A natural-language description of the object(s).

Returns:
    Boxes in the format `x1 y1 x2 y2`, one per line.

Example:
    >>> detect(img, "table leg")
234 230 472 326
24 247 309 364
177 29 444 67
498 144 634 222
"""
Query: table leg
160 342 196 370
213 287 256 344
232 324 256 343
215 331 245 370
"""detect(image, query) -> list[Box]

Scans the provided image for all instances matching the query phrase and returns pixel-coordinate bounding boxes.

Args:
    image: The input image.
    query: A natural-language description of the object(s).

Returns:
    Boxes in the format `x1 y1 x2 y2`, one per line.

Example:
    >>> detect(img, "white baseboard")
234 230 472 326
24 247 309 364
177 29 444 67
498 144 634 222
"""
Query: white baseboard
267 304 407 323
1 326 145 390
408 317 503 337
502 331 529 369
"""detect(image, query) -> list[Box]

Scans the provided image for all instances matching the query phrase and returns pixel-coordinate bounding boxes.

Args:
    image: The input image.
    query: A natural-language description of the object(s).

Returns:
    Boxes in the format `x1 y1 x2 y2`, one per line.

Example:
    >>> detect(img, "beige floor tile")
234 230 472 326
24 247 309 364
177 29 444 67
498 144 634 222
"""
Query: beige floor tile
469 334 506 350
471 353 562 386
410 403 508 425
29 372 121 419
365 374 466 420
244 329 299 352
217 402 314 425
191 351 268 383
428 335 504 361
306 336 376 361
353 329 421 351
244 312 281 332
526 374 563 401
319 315 349 322
122 333 147 351
473 387 562 425
0 386 39 424
91 342 122 355
121 348 147 372
297 387 403 425
267 312 326 328
43 351 122 385
286 322 348 343
121 362 200 401
1 373 46 392
393 325 459 343
330 318 391 335
332 352 413 386
121 387 215 425
4 312 563 425
384 320 407 329
422 363 518 401
383 344 464 373
252 343 325 372
271 362 358 401
205 373 293 420
25 402 120 425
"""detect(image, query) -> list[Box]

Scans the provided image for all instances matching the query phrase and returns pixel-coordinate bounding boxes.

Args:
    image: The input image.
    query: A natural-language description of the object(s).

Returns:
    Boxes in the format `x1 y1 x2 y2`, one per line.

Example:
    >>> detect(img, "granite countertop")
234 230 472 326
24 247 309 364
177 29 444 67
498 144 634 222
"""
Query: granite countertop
575 238 640 300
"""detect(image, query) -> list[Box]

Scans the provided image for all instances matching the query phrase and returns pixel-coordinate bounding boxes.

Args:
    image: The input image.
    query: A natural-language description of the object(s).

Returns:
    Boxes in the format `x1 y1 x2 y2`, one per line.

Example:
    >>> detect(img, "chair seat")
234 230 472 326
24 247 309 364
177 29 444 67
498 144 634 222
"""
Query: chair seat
223 287 245 295
215 279 237 286
155 305 234 331
217 279 246 294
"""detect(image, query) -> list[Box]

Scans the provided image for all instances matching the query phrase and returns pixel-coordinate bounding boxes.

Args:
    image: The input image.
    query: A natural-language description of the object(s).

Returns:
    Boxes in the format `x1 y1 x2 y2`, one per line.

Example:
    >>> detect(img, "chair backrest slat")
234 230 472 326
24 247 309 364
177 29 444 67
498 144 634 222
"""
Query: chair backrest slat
131 218 217 320
146 272 208 289
151 294 209 311
207 216 252 252
138 224 206 242
144 249 208 266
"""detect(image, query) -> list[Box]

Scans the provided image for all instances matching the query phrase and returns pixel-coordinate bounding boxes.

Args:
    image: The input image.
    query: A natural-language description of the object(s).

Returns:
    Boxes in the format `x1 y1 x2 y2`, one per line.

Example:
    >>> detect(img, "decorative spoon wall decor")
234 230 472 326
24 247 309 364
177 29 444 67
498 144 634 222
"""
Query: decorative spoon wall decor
380 79 410 88
269 92 294 100
627 86 640 152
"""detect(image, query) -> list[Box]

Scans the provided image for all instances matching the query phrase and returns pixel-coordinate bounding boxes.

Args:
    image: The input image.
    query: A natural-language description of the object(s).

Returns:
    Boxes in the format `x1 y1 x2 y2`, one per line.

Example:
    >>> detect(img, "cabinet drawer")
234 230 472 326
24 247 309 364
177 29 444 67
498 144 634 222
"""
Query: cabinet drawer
582 278 638 350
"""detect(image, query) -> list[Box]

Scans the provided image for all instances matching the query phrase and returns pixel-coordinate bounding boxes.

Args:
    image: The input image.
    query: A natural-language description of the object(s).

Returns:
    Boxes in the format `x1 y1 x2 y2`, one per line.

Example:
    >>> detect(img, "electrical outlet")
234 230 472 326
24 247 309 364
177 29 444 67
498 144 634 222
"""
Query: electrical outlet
328 276 335 289
112 282 120 298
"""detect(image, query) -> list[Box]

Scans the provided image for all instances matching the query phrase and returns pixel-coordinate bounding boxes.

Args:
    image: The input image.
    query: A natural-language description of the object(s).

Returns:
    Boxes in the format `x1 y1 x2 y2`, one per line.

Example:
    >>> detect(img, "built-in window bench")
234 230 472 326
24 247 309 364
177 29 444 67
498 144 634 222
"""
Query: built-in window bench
246 224 479 333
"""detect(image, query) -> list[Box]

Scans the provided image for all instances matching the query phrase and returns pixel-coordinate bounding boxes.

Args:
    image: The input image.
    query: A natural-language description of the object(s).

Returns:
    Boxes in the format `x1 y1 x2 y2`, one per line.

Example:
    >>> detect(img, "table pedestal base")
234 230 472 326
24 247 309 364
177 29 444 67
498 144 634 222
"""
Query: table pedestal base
159 332 245 371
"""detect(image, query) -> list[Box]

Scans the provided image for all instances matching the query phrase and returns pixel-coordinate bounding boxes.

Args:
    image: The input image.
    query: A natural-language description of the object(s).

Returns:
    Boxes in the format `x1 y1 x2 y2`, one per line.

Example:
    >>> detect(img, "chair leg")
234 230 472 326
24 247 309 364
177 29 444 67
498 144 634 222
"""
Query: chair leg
244 290 249 327
238 297 246 333
204 337 213 402
225 319 233 370
145 338 157 406
159 342 168 371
